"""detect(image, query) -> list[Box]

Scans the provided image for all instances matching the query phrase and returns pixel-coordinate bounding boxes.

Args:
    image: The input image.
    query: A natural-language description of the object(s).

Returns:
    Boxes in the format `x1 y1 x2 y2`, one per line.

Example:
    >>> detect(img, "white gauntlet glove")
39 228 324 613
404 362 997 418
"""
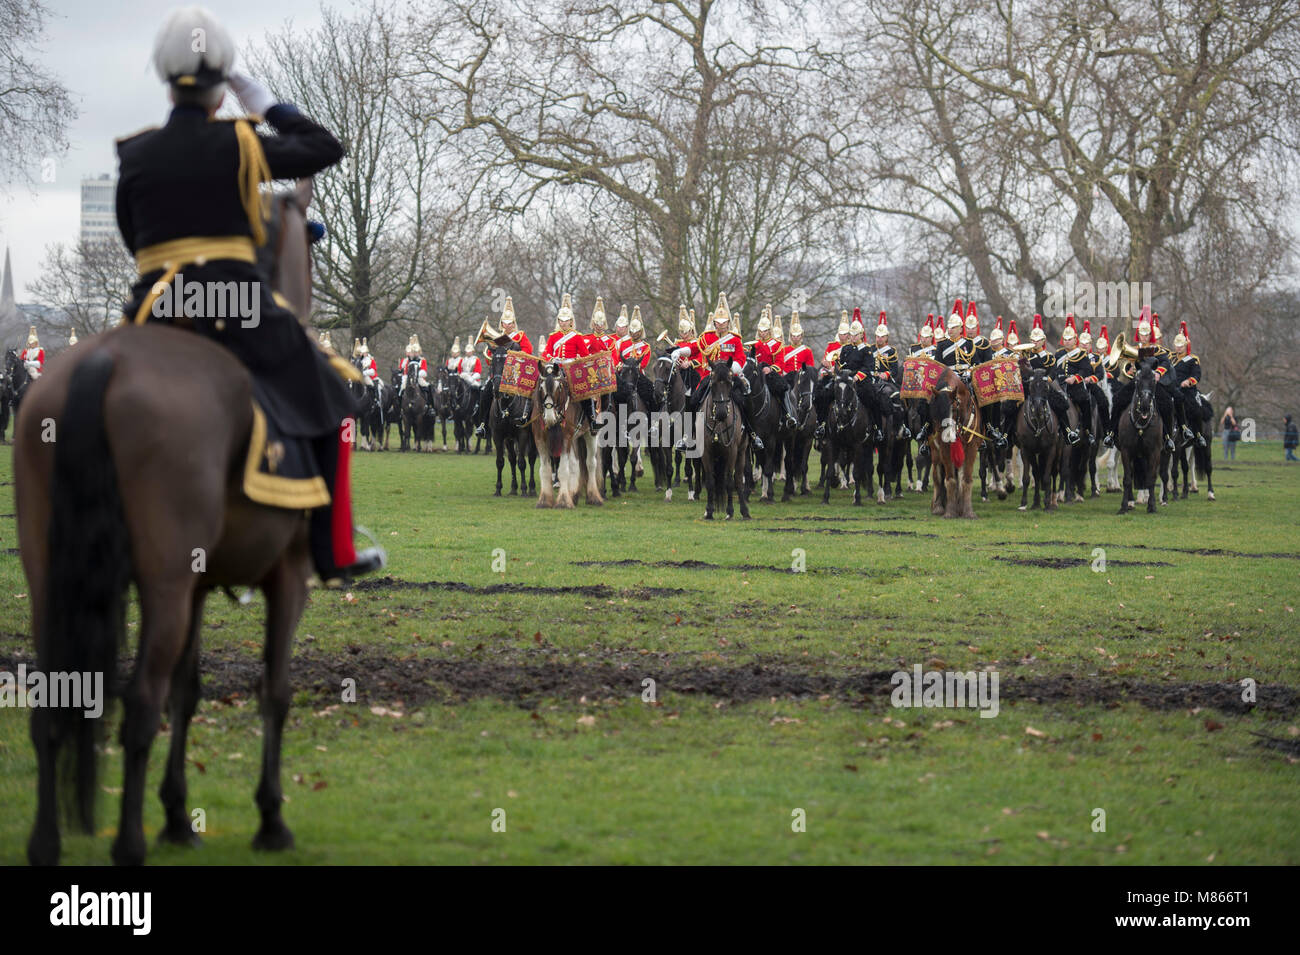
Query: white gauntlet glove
227 70 276 118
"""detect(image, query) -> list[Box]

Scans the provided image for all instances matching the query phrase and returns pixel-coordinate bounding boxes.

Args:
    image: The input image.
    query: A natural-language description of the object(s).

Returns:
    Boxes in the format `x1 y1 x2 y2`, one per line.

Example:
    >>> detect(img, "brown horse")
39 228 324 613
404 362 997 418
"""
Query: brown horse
16 180 322 866
928 369 982 518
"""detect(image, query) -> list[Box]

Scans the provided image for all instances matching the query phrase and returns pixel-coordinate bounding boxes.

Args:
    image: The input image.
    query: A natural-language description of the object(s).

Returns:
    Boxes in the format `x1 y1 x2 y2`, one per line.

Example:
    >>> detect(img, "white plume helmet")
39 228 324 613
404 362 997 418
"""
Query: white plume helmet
677 304 692 337
68 329 78 346
556 293 575 330
500 295 516 328
629 305 644 337
447 335 458 357
756 304 772 336
152 6 235 90
359 337 369 356
837 310 850 338
615 304 629 331
26 325 39 347
789 311 803 341
590 295 607 331
713 292 732 328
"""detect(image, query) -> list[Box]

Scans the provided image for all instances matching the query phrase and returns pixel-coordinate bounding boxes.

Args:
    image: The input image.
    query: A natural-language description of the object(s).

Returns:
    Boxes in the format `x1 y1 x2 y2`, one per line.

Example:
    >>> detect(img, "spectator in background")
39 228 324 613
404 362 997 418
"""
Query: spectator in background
1285 415 1298 462
1220 406 1239 461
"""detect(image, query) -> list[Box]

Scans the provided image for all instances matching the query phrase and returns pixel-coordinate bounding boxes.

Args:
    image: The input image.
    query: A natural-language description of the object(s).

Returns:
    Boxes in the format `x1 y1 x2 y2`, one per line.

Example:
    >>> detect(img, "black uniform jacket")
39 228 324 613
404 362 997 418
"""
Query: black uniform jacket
117 103 351 438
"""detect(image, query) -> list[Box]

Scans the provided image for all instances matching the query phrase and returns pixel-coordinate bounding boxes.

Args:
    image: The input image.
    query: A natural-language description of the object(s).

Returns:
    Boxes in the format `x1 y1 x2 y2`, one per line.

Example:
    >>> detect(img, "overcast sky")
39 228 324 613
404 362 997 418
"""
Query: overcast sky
0 0 327 298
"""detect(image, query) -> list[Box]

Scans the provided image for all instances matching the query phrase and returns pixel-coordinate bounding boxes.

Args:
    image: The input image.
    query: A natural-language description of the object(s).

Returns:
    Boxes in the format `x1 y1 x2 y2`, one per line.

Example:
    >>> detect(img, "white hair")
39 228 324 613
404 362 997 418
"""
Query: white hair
152 6 234 92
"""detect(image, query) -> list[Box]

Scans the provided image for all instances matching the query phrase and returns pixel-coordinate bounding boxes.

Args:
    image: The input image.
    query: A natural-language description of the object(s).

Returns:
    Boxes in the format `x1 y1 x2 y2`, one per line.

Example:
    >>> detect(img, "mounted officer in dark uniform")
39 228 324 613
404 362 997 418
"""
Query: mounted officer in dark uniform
1023 314 1077 442
1106 310 1177 452
116 6 383 583
1171 321 1208 447
1053 315 1103 448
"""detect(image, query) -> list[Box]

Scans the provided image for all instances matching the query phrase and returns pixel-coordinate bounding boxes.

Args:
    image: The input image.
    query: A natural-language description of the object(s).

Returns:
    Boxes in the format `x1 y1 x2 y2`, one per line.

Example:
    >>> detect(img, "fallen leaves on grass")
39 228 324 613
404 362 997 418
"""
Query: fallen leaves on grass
1204 719 1225 732
1025 726 1048 738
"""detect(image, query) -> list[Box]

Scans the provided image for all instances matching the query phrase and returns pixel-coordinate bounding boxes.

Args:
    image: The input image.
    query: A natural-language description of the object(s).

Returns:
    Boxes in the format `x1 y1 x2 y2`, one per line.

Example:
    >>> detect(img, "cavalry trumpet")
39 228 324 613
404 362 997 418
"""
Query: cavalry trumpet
476 318 513 348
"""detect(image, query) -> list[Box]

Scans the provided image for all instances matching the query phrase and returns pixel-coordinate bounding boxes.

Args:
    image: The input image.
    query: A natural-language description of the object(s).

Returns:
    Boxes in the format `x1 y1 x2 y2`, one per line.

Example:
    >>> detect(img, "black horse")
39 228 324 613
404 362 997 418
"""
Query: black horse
822 371 869 505
650 354 697 502
741 360 782 502
699 360 750 520
1116 361 1165 514
2 348 32 442
780 366 817 501
486 347 537 496
1016 369 1060 511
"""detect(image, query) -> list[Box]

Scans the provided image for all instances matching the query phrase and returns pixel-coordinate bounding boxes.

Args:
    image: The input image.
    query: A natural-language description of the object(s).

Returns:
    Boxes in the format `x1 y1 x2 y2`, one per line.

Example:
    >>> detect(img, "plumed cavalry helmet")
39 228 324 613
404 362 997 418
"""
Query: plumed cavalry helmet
500 295 516 330
756 305 772 338
1096 324 1110 354
837 310 850 338
1005 320 1020 348
946 310 963 334
965 302 979 336
359 338 370 356
68 329 78 346
1029 313 1046 342
410 334 422 355
919 313 934 342
849 307 864 341
688 308 697 335
590 295 607 331
773 313 784 343
556 293 575 331
789 310 803 343
677 304 692 337
1079 320 1092 349
1174 320 1190 353
1061 313 1078 345
1151 312 1163 342
27 325 39 347
989 316 1005 345
153 6 235 91
1136 306 1152 344
629 306 645 338
347 335 357 355
713 292 732 329
875 310 889 340
951 297 965 319
446 335 457 357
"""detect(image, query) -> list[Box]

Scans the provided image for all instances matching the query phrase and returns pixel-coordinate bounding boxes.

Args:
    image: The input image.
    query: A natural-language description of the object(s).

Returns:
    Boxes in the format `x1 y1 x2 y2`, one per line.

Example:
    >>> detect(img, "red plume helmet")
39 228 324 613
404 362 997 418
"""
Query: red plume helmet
852 306 862 323
1007 319 1019 344
1061 313 1077 345
952 297 965 318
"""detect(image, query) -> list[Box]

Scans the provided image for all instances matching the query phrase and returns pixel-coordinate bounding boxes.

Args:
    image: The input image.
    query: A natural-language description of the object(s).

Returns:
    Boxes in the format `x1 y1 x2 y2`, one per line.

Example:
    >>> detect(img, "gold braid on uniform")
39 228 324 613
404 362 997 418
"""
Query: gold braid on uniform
234 117 271 247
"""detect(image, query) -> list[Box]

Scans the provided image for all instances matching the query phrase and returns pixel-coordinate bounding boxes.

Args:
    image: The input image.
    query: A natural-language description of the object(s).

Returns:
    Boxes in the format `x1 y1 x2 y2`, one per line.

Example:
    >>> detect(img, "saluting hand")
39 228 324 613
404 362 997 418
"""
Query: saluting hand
227 70 276 117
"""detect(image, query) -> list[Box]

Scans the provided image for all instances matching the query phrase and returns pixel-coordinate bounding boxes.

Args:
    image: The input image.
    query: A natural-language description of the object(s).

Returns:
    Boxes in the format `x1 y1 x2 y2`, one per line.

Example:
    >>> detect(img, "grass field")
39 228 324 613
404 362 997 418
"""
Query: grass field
1 438 1297 864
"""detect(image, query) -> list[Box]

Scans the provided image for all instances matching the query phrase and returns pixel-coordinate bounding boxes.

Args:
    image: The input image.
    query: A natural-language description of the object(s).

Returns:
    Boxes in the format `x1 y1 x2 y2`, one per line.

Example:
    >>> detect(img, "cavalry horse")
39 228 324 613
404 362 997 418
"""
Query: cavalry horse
530 360 603 508
350 358 387 451
821 370 869 505
486 346 537 497
2 348 32 442
903 396 932 493
650 354 696 502
928 368 982 518
400 362 435 451
608 358 649 497
16 178 327 866
1016 369 1061 511
1173 390 1215 501
698 360 750 520
740 360 782 502
780 365 817 502
1116 361 1164 514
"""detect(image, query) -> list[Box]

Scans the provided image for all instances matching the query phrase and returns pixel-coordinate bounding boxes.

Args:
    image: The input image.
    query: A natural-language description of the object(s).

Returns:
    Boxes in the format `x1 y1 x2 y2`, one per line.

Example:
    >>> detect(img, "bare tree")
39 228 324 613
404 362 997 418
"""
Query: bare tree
26 238 135 336
247 3 441 344
0 0 75 190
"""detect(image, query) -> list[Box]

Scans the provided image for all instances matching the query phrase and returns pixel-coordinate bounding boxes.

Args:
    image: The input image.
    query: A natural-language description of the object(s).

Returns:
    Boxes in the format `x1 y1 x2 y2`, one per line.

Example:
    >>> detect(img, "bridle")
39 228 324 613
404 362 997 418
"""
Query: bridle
1131 373 1156 433
706 373 736 445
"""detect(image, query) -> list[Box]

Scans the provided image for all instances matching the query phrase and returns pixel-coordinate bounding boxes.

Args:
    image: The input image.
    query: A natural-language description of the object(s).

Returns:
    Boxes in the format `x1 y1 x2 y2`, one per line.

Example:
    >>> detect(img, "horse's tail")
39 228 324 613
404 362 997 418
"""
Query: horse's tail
42 350 131 832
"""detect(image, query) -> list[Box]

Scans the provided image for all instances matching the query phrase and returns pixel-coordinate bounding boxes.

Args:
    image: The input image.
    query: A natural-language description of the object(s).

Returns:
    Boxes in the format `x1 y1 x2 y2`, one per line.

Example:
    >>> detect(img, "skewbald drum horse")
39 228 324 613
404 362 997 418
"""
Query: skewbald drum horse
928 368 982 518
530 360 603 509
16 180 325 866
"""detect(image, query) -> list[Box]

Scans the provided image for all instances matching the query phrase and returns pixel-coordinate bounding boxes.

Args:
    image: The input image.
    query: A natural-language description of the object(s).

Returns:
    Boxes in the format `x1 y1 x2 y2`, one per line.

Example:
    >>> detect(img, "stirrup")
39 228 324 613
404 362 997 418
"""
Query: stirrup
1103 433 1114 448
1164 435 1175 452
874 428 883 443
814 423 825 440
1181 425 1194 441
1195 435 1206 448
900 425 912 440
474 423 486 438
751 433 764 451
1066 428 1080 445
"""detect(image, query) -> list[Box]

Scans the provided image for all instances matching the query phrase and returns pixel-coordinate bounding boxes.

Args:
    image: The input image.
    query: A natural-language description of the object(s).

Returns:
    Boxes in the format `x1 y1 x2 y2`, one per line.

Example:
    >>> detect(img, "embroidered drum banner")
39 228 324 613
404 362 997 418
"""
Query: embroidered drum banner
971 357 1024 407
901 356 944 400
566 349 617 399
499 350 541 397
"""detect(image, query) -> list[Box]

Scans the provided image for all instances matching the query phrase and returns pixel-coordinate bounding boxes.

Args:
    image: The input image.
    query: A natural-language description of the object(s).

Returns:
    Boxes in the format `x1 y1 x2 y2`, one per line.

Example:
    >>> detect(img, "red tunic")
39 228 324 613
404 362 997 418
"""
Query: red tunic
617 338 651 369
753 338 784 366
400 356 428 375
782 344 814 372
701 330 746 370
459 356 482 376
542 329 589 360
822 341 844 365
507 330 533 354
20 346 45 370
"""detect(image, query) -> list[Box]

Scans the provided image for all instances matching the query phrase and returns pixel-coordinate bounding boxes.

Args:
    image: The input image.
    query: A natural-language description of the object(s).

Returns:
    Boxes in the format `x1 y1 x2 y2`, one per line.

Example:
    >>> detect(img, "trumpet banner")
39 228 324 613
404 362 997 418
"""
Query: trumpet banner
971 357 1024 407
499 351 541 397
901 356 944 400
566 349 617 399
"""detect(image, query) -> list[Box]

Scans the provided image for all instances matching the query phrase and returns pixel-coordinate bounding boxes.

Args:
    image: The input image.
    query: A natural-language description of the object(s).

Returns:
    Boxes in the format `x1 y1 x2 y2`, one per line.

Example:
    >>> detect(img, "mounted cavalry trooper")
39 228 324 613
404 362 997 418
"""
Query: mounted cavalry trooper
685 293 763 450
1022 314 1078 443
355 338 381 395
499 296 533 354
1054 314 1107 449
870 311 902 385
616 306 652 370
20 326 44 379
115 5 381 581
935 304 975 375
752 305 784 370
837 307 871 375
988 316 1007 356
1105 308 1176 452
669 304 704 388
445 335 461 371
401 334 430 402
543 293 601 425
1172 321 1208 447
586 296 614 353
613 304 631 349
780 311 814 373
458 338 483 386
911 314 936 356
823 311 851 370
